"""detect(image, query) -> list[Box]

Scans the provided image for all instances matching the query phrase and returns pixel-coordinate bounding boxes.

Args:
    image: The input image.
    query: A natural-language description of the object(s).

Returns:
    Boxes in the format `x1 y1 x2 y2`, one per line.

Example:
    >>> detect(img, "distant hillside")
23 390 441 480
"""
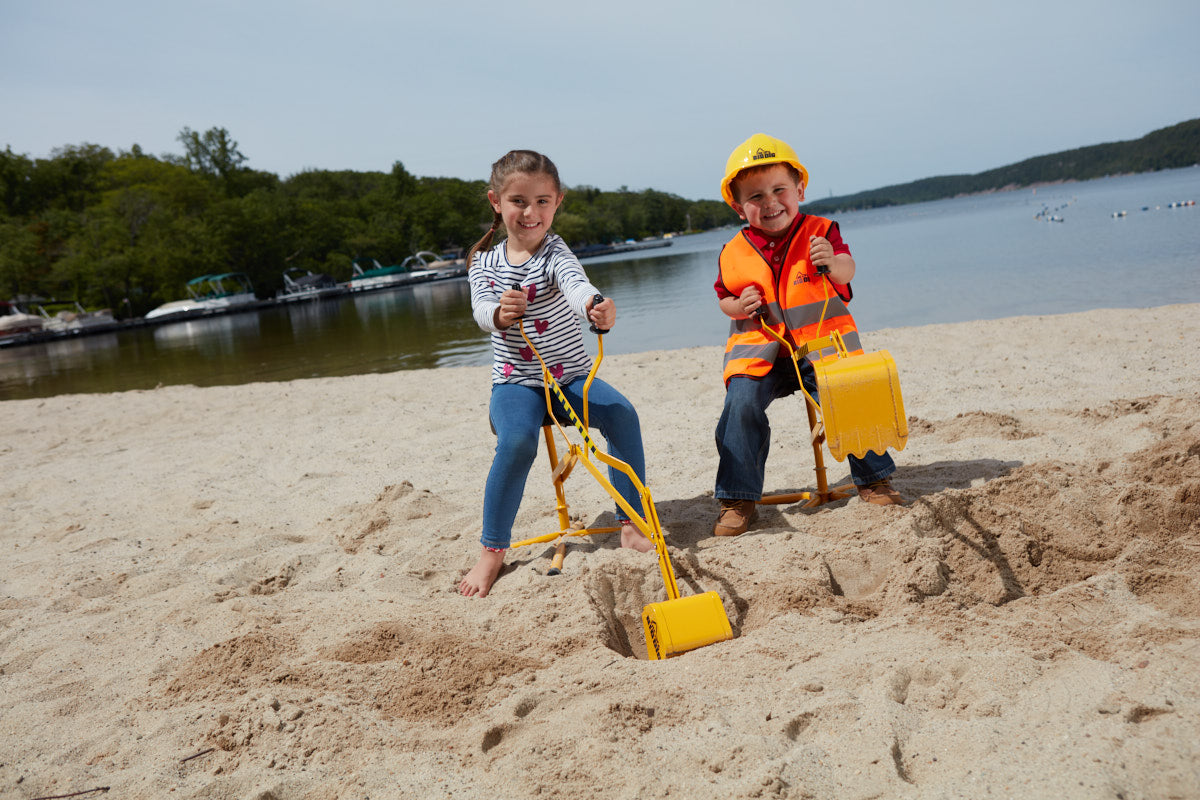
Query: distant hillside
803 118 1200 215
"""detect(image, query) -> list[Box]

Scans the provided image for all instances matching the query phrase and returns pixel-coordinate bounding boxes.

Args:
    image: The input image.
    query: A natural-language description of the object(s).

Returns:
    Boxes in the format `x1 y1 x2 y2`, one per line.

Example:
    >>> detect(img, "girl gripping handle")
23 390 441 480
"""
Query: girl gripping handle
459 150 653 598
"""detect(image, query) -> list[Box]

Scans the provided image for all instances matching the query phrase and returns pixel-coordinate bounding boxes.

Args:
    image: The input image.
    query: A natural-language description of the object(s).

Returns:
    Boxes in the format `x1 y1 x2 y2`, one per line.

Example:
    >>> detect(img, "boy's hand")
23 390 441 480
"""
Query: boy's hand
809 235 832 274
739 285 763 317
588 295 615 331
495 286 528 328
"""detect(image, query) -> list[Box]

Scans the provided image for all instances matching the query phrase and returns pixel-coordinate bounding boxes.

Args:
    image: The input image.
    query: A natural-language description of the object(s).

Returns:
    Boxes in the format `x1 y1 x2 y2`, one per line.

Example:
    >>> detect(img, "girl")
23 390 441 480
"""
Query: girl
459 149 652 598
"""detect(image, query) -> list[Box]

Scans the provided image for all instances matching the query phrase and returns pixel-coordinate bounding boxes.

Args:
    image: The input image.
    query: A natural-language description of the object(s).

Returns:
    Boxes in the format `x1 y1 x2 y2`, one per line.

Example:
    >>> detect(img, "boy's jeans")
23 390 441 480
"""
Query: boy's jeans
482 378 645 550
715 359 895 502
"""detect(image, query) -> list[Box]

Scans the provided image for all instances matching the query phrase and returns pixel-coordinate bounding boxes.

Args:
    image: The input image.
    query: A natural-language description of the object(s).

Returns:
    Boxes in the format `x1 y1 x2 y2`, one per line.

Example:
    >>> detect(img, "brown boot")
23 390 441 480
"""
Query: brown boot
857 479 905 506
713 499 757 536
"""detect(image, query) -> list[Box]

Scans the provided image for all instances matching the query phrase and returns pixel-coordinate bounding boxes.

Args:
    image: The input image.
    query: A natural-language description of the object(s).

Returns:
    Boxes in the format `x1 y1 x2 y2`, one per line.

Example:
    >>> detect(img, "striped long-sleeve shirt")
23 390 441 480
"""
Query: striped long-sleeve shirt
469 234 600 388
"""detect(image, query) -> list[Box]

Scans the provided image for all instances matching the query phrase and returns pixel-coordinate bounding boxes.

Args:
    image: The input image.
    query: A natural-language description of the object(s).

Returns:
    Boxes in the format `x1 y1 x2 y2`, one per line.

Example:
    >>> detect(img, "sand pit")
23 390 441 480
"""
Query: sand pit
2 304 1198 798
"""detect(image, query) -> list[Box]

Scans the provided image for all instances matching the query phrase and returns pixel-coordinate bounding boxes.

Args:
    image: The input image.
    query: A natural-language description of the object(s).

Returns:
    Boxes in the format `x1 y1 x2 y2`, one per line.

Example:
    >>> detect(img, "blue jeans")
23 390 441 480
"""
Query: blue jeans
482 378 645 549
715 359 895 501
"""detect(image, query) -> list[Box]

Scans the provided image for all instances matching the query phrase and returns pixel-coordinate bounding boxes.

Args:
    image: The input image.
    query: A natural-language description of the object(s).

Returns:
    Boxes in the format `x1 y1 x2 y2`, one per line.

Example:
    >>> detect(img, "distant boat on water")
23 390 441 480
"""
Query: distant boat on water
277 268 348 302
37 302 119 334
144 272 260 320
401 251 467 279
0 300 44 342
575 238 672 260
348 258 436 293
348 252 465 292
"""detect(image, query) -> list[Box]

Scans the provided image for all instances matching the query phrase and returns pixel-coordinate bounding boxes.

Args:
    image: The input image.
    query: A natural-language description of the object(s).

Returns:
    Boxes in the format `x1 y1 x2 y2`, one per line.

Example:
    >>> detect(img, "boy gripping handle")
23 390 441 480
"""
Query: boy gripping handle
712 133 904 537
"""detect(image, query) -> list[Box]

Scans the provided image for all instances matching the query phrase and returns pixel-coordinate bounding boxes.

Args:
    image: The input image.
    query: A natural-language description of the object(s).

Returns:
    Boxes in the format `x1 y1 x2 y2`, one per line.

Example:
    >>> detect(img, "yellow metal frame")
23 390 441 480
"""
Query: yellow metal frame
505 310 733 658
756 322 858 508
508 320 684 601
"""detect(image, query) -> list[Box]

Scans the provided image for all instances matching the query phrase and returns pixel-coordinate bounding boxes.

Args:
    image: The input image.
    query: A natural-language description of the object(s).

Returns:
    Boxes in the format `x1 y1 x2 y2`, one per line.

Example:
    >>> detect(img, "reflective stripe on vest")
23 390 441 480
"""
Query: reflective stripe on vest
719 216 862 383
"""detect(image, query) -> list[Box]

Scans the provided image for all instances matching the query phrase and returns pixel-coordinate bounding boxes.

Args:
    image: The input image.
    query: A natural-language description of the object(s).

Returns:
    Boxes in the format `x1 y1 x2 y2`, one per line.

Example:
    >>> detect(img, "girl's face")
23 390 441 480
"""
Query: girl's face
488 172 564 256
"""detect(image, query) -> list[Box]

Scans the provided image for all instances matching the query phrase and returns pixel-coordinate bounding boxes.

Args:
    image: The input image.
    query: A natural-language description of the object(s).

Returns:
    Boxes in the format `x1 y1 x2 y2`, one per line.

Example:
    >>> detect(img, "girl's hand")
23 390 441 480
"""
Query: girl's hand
496 286 527 328
588 296 616 331
809 235 833 274
739 285 763 317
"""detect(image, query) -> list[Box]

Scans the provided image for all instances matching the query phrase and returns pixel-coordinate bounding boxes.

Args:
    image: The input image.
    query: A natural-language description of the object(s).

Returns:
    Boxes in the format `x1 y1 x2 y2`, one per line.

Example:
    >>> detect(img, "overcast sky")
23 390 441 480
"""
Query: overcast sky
3 0 1197 202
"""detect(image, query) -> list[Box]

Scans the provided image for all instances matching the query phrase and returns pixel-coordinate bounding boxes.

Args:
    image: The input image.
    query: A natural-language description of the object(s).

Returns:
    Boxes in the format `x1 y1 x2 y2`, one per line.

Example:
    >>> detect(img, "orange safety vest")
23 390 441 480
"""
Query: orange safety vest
719 215 863 384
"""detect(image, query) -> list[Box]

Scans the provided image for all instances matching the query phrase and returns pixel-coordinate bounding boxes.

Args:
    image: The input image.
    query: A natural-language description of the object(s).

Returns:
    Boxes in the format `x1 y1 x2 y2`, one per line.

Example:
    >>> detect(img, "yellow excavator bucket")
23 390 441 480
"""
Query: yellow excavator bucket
642 591 733 660
814 349 908 461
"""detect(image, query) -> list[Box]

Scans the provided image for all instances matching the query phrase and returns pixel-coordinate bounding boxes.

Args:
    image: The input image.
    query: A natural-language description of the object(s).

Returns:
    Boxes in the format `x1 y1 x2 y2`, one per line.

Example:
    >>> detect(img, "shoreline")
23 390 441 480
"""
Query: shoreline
6 300 1200 405
2 303 1198 799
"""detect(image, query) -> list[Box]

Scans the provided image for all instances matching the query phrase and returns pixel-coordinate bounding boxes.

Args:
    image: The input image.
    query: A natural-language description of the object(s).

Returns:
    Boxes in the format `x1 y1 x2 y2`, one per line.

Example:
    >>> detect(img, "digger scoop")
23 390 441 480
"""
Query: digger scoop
637 504 733 660
814 347 908 462
642 591 732 660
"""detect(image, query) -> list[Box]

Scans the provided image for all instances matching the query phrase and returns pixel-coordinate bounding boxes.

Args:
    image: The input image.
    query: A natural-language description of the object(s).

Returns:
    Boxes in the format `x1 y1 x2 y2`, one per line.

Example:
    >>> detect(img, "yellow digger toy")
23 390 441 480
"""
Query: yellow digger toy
753 300 908 508
509 291 733 659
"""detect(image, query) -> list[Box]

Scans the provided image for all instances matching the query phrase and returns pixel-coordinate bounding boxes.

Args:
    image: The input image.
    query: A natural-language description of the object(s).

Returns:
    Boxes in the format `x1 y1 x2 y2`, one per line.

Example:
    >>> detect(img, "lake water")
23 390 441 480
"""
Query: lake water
2 167 1198 401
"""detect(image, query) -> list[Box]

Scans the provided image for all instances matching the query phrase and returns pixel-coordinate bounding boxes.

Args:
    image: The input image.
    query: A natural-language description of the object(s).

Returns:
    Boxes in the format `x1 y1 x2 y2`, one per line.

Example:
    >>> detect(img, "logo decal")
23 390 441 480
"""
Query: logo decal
645 614 662 659
752 147 776 161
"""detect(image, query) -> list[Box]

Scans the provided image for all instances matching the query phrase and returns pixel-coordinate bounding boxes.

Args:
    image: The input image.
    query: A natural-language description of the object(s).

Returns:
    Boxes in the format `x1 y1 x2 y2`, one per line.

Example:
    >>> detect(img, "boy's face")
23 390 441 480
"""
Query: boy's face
730 164 806 235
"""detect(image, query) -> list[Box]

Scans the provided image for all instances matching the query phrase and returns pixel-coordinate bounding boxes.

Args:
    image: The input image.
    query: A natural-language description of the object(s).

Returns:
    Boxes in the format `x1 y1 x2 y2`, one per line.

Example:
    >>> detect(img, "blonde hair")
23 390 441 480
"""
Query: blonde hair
466 150 563 270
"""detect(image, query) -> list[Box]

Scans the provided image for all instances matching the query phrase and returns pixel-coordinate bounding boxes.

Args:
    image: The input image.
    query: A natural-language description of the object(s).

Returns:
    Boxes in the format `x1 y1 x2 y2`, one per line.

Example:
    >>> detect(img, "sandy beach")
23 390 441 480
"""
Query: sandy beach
2 303 1198 799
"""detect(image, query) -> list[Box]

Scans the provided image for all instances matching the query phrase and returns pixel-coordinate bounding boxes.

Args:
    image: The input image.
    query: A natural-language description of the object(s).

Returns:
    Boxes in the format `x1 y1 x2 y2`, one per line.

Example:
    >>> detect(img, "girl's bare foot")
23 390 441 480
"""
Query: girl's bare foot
459 548 505 597
620 522 654 553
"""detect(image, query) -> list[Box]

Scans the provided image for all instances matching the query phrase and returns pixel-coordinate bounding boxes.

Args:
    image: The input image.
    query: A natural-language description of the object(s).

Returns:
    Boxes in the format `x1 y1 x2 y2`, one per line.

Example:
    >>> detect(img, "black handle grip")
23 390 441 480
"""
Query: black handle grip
509 282 524 320
589 293 609 334
814 262 830 275
752 304 768 320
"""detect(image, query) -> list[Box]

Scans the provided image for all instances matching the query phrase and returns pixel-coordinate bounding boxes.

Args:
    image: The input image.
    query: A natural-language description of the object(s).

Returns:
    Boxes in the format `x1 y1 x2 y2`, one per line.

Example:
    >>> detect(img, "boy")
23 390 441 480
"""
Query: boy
712 133 903 537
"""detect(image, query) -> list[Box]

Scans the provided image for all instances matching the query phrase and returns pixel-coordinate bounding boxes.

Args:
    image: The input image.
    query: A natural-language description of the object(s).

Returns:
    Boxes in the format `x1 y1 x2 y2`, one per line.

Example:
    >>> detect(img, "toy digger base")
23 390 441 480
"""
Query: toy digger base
756 323 908 509
508 299 733 659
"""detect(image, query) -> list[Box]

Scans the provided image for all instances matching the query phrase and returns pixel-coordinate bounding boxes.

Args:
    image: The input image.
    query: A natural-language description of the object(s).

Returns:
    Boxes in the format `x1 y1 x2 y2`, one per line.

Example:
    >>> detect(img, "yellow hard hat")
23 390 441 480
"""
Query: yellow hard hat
720 133 809 206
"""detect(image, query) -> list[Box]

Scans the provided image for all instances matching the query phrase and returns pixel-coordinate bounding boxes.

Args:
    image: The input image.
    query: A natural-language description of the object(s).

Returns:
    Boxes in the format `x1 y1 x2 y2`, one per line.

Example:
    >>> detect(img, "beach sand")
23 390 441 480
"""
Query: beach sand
2 304 1198 799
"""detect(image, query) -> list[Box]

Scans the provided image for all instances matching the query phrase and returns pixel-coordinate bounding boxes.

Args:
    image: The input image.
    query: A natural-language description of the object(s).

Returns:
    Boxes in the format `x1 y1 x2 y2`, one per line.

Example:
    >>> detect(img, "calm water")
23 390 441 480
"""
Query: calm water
3 167 1198 401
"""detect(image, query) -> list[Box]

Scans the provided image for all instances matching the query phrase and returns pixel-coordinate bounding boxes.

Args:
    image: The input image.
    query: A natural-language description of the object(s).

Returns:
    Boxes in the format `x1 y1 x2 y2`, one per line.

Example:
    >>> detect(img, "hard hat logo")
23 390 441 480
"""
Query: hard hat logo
752 147 777 161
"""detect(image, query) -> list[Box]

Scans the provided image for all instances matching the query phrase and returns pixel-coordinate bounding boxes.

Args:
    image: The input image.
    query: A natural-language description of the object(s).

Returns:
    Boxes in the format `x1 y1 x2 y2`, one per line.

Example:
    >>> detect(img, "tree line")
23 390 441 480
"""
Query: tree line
0 127 739 316
803 118 1200 215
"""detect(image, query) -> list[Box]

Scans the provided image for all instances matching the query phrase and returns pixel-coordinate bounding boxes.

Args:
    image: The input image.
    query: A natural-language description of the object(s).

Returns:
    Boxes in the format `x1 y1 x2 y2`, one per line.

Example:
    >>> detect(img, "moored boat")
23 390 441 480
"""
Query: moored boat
277 268 348 302
144 272 260 320
0 300 45 343
402 251 467 280
347 258 427 293
574 238 673 260
37 302 120 334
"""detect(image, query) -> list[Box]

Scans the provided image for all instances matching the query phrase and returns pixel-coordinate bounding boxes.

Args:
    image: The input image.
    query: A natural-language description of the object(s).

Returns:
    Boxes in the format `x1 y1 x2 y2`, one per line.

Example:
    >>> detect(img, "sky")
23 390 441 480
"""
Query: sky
2 0 1198 203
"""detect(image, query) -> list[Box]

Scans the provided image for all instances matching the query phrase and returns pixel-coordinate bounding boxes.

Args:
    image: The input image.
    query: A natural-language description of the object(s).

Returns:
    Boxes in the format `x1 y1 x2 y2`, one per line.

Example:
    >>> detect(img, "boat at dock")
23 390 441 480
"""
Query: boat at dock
401 251 467 279
347 253 467 293
37 302 120 335
144 272 262 320
0 300 45 344
276 268 348 302
574 238 673 260
347 258 436 293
